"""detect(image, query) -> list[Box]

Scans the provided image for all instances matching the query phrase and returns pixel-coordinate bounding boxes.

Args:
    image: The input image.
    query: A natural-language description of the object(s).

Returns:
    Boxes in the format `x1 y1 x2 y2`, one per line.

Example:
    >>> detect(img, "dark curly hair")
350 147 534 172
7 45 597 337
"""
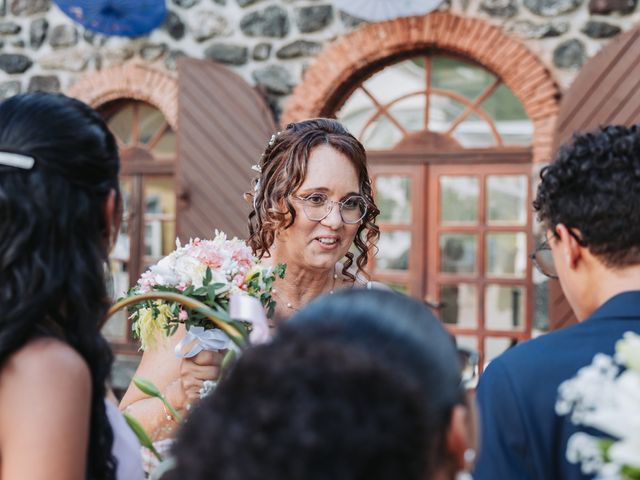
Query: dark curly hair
0 93 118 479
168 290 464 480
533 124 640 268
247 118 380 281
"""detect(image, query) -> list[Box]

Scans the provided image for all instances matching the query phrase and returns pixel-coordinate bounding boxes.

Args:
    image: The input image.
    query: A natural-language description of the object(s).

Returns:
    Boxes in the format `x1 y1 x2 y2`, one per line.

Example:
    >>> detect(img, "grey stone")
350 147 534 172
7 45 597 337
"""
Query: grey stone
0 54 32 74
295 5 333 33
0 22 21 35
510 20 569 39
163 10 186 40
100 46 135 68
589 0 636 13
11 39 25 47
0 80 21 99
338 11 367 28
191 11 228 41
10 0 49 16
236 0 264 6
49 24 78 49
276 40 322 59
173 0 201 7
252 65 293 95
581 20 622 38
27 75 60 93
553 39 586 69
213 0 226 4
165 49 185 71
252 42 272 61
205 43 248 65
480 0 518 17
41 50 90 72
524 0 582 16
29 18 48 48
83 30 107 46
240 6 289 38
140 43 167 61
265 93 282 122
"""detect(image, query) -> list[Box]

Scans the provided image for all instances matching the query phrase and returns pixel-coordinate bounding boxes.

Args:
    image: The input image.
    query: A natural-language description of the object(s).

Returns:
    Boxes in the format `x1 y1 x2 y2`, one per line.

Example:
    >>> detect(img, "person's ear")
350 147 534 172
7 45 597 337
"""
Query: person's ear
446 405 474 473
555 224 582 270
102 189 120 252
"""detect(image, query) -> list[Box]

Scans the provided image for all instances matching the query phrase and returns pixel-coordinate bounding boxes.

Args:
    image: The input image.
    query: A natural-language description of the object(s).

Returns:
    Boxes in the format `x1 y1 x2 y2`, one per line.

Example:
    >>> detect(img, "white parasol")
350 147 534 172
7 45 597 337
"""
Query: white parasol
333 0 443 22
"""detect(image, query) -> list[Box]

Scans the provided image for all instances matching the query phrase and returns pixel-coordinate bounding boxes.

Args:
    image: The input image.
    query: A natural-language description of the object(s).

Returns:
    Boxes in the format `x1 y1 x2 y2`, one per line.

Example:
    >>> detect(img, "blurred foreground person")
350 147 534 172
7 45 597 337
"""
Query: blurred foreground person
475 125 640 479
0 93 142 479
167 290 476 480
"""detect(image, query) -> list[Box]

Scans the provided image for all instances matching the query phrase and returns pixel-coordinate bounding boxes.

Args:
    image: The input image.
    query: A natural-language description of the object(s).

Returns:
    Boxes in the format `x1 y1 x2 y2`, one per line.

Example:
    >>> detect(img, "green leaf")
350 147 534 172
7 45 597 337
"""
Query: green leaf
133 376 162 398
274 263 287 278
203 267 212 286
123 412 163 462
219 349 238 382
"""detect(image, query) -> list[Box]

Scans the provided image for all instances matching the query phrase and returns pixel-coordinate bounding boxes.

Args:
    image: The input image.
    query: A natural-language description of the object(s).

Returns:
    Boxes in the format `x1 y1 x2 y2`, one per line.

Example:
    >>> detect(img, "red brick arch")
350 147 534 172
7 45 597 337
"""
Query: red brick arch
67 64 178 130
282 12 560 162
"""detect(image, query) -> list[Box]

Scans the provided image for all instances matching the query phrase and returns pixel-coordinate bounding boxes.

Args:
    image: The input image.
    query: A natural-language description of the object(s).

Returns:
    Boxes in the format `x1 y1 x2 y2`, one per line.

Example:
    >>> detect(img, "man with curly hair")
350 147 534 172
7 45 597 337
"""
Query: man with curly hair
474 125 640 479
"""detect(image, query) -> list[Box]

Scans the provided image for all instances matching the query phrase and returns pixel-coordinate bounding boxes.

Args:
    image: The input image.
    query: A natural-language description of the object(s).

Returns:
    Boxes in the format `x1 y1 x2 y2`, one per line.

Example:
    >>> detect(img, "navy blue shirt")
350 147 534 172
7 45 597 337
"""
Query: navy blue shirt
474 290 640 480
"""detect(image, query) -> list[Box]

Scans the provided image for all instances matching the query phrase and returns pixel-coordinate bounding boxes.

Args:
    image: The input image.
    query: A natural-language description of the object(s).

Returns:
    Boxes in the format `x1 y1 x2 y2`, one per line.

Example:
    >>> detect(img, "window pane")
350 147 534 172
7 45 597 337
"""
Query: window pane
376 230 411 271
481 84 532 146
487 175 527 225
486 232 527 278
144 177 176 260
106 104 133 145
151 129 176 158
376 175 411 224
388 95 425 132
361 115 404 150
139 103 166 144
440 284 477 327
485 285 526 330
451 113 496 148
363 59 425 101
431 56 497 101
440 233 477 274
484 336 518 366
386 282 408 294
428 94 466 134
440 176 479 224
336 87 377 137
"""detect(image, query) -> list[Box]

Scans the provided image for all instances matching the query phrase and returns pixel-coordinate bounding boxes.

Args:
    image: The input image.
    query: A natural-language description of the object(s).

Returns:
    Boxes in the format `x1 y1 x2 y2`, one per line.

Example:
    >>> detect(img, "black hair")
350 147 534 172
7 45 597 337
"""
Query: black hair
0 92 118 479
168 290 463 480
533 125 640 268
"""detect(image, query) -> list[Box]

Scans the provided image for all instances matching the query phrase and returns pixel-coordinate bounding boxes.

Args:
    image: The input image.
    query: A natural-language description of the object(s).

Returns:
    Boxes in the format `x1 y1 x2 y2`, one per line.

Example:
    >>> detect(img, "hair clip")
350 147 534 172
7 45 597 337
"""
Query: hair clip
251 164 262 173
268 131 282 147
0 151 35 170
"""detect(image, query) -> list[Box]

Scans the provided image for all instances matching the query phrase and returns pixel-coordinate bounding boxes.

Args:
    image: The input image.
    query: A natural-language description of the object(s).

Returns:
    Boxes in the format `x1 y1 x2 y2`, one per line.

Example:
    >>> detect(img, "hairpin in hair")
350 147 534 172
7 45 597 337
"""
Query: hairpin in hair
251 164 262 173
0 151 35 170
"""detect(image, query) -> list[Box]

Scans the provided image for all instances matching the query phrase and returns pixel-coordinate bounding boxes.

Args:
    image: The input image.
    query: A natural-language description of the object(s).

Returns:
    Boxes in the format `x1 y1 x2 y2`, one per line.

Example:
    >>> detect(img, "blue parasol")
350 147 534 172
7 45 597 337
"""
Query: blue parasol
54 0 167 38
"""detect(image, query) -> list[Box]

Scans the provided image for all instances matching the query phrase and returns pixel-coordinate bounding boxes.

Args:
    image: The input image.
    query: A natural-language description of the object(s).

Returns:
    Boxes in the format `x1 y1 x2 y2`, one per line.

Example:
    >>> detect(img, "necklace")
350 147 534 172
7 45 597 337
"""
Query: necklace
273 270 338 311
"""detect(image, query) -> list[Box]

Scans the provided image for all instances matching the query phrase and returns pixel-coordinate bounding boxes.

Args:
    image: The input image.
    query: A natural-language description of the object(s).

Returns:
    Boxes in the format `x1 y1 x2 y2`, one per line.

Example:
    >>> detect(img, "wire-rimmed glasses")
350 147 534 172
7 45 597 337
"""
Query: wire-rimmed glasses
530 238 558 279
292 193 368 224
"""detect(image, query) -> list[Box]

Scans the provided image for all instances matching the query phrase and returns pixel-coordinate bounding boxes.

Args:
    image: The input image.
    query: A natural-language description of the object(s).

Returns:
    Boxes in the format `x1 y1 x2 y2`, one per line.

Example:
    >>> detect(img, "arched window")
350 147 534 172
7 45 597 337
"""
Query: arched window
335 54 535 370
100 100 177 353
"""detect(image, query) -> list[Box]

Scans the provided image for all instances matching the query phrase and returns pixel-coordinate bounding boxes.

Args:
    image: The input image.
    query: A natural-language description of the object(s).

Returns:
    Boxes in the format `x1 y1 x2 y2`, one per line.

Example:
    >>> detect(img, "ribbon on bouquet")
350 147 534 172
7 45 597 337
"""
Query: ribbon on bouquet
174 294 270 359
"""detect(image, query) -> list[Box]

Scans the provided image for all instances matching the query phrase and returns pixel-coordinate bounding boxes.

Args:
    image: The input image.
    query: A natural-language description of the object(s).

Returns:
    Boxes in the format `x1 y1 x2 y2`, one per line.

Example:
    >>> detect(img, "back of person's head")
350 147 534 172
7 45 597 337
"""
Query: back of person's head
169 290 471 480
0 92 119 478
533 125 640 268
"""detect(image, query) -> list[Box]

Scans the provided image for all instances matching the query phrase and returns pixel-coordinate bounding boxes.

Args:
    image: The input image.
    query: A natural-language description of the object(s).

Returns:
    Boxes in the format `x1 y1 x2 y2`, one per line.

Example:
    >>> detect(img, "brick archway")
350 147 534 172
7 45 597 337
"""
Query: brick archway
67 64 178 129
282 12 560 162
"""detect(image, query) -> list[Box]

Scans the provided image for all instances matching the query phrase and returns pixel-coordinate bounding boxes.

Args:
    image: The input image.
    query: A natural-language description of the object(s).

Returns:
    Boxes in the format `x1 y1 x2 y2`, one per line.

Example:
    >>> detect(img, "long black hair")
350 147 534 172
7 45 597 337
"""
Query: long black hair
0 92 119 479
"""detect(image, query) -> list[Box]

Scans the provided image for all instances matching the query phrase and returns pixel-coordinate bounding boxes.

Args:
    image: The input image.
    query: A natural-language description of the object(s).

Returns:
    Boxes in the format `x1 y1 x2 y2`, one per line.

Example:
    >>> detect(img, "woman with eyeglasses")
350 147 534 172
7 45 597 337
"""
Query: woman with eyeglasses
120 118 382 446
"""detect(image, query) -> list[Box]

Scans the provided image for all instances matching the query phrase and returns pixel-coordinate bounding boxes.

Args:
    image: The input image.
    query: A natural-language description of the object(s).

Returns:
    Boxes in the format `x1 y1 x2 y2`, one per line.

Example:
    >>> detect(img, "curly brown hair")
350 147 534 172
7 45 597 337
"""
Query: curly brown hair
247 118 379 281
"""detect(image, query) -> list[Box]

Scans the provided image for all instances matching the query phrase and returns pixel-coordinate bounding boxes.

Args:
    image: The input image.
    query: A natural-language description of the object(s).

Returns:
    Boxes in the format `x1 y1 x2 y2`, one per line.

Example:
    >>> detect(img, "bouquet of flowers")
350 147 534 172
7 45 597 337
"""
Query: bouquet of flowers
122 231 285 354
556 331 640 480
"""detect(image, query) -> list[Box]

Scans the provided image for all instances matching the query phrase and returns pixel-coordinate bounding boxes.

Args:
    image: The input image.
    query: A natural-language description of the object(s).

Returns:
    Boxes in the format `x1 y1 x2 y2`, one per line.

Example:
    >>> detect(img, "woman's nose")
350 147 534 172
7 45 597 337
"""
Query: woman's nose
320 202 343 228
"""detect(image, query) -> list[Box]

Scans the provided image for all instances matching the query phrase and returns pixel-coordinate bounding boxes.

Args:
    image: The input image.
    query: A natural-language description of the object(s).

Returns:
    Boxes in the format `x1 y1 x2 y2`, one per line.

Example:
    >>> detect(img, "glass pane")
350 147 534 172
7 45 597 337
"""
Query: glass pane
440 176 479 224
361 115 404 149
451 113 496 148
101 310 127 343
440 284 477 327
485 285 526 330
440 233 477 274
486 232 527 278
336 87 377 138
484 336 518 367
144 177 176 259
455 335 480 389
376 175 411 224
487 175 527 225
363 59 425 103
138 103 166 144
431 56 497 101
376 230 410 271
481 84 532 146
428 94 466 134
386 282 408 294
150 129 176 158
106 104 133 145
388 95 425 133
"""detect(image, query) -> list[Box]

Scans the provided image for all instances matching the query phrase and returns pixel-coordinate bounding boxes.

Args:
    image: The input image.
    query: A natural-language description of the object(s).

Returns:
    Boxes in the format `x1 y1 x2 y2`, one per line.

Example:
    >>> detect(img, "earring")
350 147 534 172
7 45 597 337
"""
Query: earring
463 448 476 471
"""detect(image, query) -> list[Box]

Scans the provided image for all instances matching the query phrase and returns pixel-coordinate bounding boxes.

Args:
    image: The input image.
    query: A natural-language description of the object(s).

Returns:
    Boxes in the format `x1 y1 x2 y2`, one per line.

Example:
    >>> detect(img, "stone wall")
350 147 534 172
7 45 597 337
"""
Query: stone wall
0 0 639 117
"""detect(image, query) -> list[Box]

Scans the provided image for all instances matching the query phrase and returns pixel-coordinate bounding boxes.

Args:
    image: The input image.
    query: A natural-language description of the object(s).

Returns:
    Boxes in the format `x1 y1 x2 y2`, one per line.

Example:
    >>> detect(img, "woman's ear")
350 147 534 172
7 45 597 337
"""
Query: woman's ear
102 189 121 252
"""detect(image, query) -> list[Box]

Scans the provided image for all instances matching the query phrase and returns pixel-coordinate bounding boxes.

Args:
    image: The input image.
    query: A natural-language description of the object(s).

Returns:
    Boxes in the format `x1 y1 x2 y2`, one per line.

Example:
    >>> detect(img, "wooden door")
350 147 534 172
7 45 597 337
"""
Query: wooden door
177 58 276 241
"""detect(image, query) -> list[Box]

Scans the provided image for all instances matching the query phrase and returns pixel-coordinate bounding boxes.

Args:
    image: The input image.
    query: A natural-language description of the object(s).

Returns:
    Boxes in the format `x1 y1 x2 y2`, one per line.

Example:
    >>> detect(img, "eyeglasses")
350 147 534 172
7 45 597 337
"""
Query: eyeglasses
292 193 368 224
530 238 558 279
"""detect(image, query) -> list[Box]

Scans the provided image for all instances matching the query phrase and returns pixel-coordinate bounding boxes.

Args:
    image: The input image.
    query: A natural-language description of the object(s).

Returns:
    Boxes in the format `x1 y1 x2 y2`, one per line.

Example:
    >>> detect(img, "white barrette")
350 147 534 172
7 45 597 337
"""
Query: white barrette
268 134 277 147
251 164 262 173
0 151 35 170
